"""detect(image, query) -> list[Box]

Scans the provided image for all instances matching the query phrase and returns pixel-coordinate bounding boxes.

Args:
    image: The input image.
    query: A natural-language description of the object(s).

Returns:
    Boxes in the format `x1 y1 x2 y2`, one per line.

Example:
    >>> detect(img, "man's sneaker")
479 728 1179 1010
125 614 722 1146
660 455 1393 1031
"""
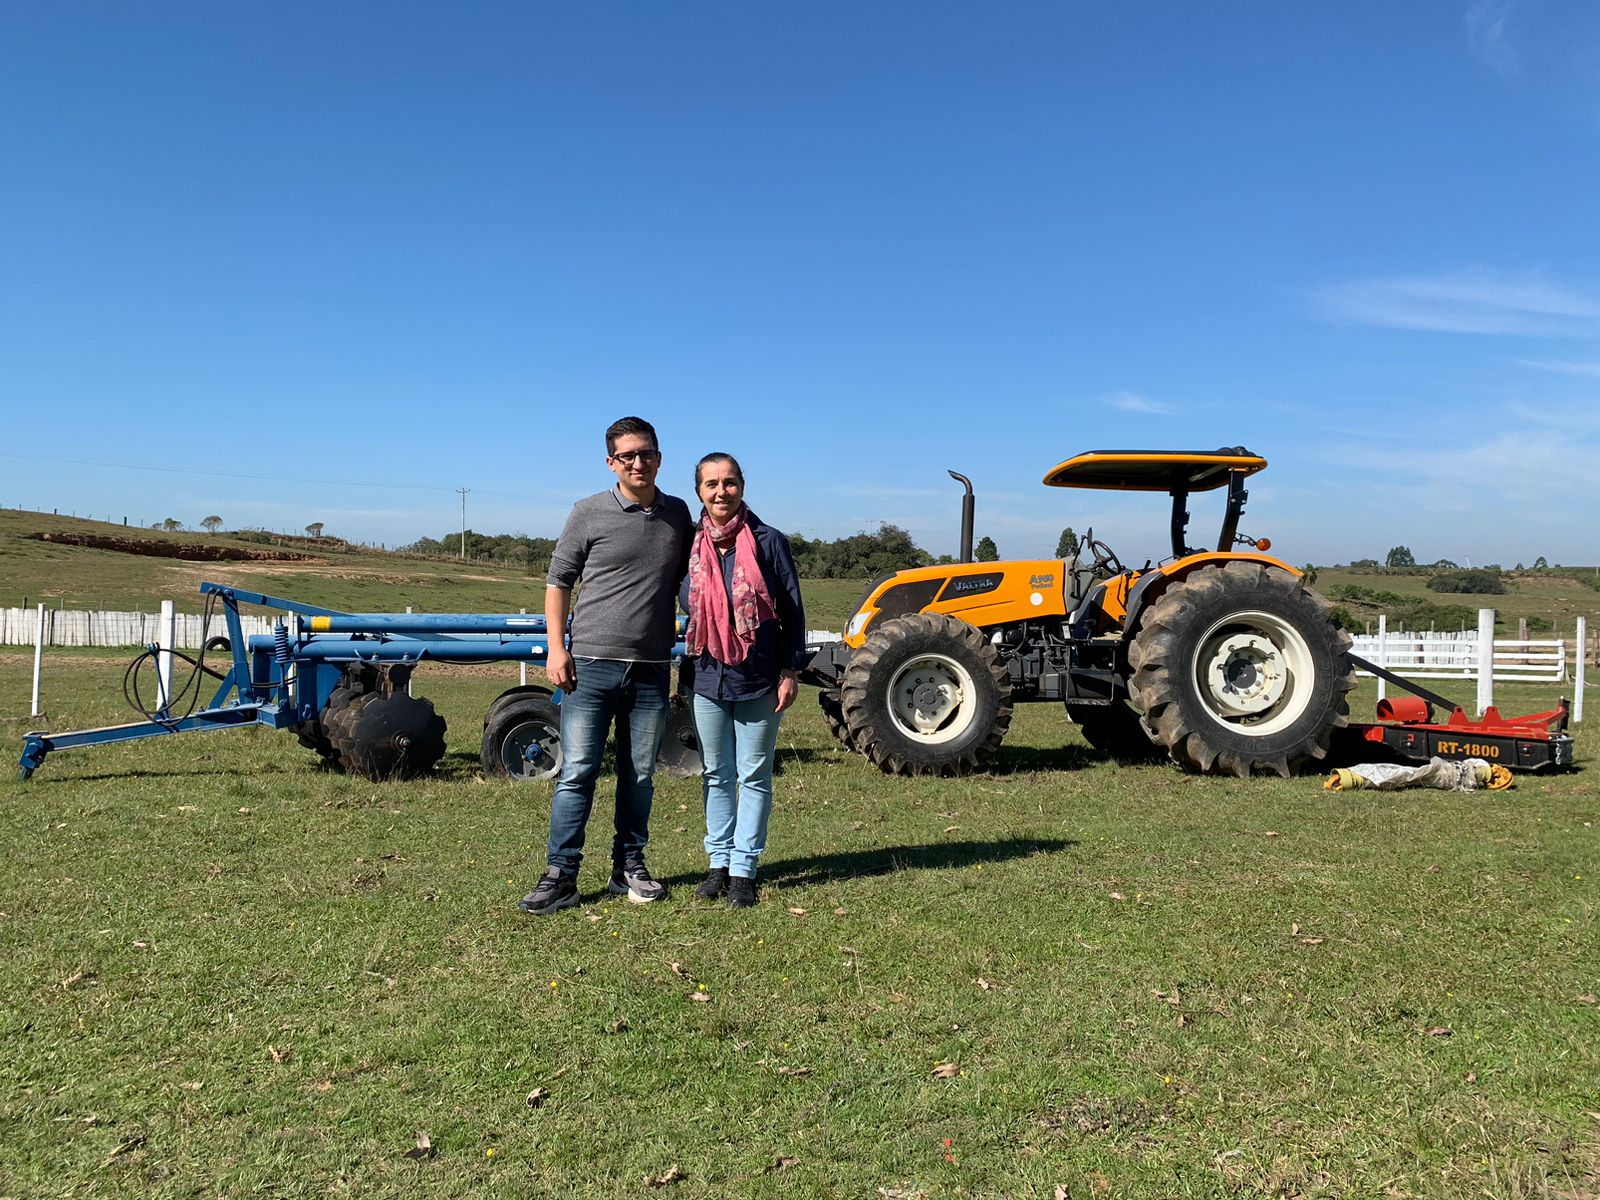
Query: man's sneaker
518 868 579 915
694 867 730 901
727 875 758 908
608 862 665 904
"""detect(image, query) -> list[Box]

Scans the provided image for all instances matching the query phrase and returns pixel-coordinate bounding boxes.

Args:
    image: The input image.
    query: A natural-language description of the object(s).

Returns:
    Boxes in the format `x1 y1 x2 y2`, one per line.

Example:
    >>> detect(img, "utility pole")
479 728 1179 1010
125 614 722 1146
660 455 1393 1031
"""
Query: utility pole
457 488 469 559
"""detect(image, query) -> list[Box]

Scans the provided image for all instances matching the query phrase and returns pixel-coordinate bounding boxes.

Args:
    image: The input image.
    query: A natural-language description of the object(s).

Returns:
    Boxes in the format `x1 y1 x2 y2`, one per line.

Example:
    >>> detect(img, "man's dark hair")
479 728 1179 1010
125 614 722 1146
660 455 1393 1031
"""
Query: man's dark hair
605 416 659 455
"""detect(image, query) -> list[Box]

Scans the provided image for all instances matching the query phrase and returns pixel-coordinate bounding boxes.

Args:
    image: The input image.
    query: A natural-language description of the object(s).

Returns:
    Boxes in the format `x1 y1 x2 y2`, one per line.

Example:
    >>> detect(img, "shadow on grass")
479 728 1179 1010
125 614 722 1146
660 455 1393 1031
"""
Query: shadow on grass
701 835 1077 890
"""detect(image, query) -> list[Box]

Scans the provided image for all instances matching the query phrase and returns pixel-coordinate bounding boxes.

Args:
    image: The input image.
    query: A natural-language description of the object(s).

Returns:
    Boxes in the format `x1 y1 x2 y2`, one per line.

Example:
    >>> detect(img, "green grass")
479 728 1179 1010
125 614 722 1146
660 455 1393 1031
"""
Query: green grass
3 652 1597 1198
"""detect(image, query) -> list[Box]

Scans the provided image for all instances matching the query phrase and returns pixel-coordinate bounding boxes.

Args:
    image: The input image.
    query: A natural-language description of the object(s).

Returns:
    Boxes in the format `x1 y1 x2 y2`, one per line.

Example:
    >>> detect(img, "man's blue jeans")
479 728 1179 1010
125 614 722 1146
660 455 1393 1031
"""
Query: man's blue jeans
546 659 671 874
692 691 783 879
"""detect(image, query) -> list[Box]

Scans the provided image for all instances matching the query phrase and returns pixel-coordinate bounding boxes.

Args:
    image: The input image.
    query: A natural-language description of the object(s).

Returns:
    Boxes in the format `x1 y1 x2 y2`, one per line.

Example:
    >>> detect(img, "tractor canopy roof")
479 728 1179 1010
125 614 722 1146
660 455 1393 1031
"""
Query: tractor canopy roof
1042 447 1267 493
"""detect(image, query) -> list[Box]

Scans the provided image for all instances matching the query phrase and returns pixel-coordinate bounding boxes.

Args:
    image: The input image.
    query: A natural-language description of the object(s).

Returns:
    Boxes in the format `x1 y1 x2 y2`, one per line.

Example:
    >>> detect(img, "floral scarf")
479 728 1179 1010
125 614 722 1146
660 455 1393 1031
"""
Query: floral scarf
684 504 777 665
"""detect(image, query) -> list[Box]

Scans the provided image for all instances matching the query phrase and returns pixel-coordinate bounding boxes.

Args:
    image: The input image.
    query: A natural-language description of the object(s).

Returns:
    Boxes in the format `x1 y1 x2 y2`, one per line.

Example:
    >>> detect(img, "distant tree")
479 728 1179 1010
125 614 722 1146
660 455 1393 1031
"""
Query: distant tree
1427 569 1506 595
201 515 223 534
161 517 181 532
1533 555 1549 570
1514 562 1524 571
974 536 999 562
1431 559 1457 570
1055 527 1080 559
1350 558 1380 569
1385 545 1415 569
935 554 956 565
305 522 325 538
1301 563 1319 585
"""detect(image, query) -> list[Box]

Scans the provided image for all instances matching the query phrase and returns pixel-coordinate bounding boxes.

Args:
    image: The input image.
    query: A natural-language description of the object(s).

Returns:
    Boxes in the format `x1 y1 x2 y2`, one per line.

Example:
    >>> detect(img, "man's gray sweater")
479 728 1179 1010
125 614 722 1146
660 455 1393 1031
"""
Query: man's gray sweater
546 487 694 661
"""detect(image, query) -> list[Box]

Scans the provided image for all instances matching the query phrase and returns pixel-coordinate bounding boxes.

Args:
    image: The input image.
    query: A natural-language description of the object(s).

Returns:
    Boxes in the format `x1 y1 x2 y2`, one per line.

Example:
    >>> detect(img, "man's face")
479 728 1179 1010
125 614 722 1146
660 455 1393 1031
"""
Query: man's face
607 432 661 495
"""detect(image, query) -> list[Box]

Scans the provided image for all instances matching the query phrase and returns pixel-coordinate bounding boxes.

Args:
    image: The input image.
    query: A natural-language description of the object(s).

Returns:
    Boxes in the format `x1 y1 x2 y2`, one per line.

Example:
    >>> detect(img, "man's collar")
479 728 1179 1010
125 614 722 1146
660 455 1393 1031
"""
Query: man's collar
612 485 659 512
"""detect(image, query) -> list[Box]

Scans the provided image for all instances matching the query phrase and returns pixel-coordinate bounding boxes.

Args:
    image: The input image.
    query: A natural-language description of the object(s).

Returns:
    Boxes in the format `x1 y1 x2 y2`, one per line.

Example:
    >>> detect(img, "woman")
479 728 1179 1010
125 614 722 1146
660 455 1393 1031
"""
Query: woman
680 452 807 907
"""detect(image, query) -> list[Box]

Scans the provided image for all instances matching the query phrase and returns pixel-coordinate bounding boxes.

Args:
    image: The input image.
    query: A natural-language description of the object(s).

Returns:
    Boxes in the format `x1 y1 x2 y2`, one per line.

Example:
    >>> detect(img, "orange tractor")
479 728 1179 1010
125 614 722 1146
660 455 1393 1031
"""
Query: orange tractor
805 448 1357 777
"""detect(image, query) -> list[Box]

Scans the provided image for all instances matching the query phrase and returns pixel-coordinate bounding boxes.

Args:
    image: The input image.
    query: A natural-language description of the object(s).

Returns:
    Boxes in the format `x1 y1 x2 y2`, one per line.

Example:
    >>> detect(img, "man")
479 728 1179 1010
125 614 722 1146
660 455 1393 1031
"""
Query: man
519 416 694 915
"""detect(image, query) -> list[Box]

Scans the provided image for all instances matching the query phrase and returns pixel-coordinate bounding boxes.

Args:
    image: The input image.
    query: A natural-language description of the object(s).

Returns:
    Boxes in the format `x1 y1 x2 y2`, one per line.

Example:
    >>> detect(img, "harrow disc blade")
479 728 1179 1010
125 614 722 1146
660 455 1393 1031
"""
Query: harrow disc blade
328 691 447 781
656 699 703 778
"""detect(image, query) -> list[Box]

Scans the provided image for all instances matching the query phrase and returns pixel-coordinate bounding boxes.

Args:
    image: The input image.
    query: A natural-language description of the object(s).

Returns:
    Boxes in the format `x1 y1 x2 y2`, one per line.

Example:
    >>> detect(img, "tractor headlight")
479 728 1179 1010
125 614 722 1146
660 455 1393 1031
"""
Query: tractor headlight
845 609 874 639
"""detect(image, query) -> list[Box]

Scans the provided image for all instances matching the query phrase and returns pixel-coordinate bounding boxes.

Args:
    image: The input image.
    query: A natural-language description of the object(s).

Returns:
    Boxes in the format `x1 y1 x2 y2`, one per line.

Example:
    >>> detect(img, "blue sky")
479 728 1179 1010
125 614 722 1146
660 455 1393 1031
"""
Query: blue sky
3 1 1598 568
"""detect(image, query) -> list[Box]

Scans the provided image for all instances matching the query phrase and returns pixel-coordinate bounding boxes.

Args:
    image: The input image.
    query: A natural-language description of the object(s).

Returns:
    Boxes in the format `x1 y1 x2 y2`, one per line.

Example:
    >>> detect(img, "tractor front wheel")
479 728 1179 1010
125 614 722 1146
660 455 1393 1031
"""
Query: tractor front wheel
1127 562 1354 777
839 613 1011 775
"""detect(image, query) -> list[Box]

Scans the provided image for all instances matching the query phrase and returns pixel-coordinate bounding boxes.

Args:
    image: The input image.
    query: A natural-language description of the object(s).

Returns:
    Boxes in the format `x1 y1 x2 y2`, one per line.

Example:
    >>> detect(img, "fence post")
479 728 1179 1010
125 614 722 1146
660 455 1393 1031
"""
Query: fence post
30 603 45 717
520 608 529 686
1577 617 1587 725
1375 614 1387 702
1476 608 1495 715
157 600 175 713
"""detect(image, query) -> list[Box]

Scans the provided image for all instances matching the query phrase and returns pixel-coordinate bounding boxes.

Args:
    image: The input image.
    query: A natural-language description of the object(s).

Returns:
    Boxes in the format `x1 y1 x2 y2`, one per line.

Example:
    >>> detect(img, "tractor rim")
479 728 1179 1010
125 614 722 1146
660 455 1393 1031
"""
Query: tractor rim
887 652 977 745
1190 609 1315 736
499 716 562 781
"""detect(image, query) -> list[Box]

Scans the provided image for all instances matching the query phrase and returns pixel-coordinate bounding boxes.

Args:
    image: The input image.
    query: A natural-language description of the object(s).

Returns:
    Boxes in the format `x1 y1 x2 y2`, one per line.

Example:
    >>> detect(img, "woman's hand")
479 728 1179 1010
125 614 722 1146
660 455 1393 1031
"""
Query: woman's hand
774 671 799 713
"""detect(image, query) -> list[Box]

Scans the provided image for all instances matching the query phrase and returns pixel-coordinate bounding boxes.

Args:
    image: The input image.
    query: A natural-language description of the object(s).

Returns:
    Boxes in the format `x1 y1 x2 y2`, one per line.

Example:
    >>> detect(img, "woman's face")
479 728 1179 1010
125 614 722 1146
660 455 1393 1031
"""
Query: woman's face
697 460 744 524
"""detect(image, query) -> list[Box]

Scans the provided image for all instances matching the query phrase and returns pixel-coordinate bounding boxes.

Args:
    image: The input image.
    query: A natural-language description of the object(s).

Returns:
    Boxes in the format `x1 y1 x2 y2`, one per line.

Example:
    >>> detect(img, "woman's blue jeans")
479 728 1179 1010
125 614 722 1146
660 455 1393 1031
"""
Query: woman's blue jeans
546 659 671 874
692 691 783 879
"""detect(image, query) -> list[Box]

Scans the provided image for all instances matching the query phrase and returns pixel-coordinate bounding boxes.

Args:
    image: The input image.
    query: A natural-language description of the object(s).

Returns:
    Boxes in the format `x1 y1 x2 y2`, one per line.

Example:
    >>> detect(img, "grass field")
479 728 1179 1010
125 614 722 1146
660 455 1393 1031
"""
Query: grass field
2 645 1596 1198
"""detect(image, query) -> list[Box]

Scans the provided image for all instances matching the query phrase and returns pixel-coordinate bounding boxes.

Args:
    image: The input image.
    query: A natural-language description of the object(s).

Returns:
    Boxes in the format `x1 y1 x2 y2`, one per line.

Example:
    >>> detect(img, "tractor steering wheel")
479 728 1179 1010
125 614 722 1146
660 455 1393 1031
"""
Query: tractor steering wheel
1081 528 1124 578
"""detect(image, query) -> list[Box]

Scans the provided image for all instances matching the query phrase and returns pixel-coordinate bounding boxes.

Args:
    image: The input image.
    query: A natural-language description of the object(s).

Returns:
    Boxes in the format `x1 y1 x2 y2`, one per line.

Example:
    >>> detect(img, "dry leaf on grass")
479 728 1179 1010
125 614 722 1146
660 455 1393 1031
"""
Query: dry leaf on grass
943 825 960 833
876 1187 927 1199
1299 937 1325 946
404 1130 435 1160
1108 892 1126 901
644 1164 683 1187
765 1155 799 1173
607 1018 629 1034
975 977 993 991
102 1133 147 1166
686 991 711 1003
59 968 98 989
787 906 807 916
667 962 691 979
267 1045 288 1064
834 907 848 915
1290 922 1301 936
932 1062 960 1079
132 941 151 951
1424 865 1441 874
777 1065 812 1077
1576 994 1598 1006
314 1080 333 1093
526 1087 548 1107
179 1081 202 1091
1425 1026 1452 1037
585 913 604 924
237 807 253 815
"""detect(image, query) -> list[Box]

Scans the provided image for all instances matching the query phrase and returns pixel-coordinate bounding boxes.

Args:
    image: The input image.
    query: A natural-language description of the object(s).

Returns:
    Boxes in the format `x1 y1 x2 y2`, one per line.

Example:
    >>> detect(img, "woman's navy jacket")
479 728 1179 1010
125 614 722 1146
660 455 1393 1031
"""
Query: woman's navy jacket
678 513 808 702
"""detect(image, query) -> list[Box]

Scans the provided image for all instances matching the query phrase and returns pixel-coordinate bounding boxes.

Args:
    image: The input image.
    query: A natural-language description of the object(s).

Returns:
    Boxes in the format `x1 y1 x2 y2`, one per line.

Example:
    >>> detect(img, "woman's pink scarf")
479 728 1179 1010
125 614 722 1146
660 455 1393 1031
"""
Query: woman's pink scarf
685 504 777 665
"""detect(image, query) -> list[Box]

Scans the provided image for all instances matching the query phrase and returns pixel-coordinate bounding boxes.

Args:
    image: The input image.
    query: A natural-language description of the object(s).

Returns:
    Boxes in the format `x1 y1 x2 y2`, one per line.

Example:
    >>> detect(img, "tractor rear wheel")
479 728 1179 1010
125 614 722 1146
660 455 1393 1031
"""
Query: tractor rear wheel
839 612 1011 775
1068 701 1165 762
480 694 563 782
325 690 448 781
1127 562 1354 777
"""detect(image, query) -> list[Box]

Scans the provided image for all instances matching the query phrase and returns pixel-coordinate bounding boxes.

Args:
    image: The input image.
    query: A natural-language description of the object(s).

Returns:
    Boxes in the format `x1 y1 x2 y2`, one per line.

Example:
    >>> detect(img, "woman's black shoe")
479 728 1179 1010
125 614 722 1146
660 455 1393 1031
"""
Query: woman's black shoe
694 867 730 900
726 875 758 908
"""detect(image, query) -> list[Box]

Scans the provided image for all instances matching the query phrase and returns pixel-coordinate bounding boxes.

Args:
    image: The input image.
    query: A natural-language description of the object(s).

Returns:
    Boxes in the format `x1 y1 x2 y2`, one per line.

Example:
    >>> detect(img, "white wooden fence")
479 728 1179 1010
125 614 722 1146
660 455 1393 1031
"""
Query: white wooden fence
1351 609 1586 722
0 606 277 648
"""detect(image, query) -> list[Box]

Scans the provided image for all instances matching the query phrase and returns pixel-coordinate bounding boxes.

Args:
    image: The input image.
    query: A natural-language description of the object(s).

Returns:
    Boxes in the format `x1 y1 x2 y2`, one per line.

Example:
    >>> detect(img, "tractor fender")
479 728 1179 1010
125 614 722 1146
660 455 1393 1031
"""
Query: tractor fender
1121 552 1301 636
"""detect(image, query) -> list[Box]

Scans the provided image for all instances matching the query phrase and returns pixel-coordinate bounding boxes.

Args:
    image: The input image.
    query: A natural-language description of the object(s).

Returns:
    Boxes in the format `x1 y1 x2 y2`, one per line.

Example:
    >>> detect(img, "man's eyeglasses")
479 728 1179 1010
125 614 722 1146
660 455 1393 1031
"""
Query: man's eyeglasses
610 449 659 465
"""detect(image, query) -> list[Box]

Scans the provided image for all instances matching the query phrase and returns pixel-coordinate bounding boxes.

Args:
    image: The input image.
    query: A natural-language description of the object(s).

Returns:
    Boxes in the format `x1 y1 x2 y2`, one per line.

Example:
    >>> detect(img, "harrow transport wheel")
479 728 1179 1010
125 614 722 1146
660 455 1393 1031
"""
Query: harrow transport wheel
817 688 857 750
1127 562 1355 777
839 612 1011 776
480 694 563 782
1068 701 1165 763
325 690 447 781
